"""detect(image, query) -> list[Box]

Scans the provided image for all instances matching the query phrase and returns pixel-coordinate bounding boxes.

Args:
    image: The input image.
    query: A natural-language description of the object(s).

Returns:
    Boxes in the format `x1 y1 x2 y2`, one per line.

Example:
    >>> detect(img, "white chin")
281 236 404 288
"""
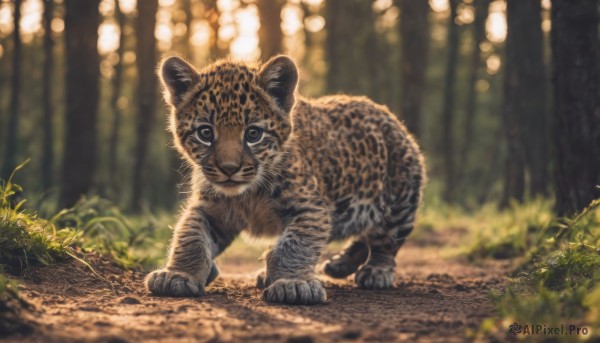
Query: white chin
212 183 250 197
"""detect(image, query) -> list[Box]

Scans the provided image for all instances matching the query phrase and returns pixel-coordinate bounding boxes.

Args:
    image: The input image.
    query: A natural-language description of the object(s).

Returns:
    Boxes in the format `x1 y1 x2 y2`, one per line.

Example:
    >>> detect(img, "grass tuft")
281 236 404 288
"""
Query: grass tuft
473 197 600 340
0 160 75 274
0 163 169 274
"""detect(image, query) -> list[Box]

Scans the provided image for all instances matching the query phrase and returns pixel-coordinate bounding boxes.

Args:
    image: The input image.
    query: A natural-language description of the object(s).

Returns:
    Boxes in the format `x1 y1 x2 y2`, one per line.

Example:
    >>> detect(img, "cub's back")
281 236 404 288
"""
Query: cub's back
292 95 421 205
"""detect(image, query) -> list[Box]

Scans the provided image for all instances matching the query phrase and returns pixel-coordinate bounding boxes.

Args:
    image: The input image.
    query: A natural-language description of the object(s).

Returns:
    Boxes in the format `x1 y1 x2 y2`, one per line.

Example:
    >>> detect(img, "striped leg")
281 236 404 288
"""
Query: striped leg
145 204 238 297
355 192 418 289
354 228 400 289
261 191 331 305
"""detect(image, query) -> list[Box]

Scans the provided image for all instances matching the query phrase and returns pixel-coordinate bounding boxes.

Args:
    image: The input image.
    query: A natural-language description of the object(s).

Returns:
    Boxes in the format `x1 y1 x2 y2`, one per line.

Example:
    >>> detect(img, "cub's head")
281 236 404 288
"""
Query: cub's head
159 55 298 196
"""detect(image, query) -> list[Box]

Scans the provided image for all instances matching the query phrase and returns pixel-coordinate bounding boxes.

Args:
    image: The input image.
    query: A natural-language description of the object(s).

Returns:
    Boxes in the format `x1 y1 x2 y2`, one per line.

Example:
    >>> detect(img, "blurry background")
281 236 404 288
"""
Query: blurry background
0 0 597 215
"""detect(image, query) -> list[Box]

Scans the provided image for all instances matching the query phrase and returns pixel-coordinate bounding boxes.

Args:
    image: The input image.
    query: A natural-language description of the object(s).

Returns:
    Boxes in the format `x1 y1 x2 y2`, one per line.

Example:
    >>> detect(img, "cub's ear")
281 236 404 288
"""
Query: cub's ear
259 55 299 114
159 56 200 107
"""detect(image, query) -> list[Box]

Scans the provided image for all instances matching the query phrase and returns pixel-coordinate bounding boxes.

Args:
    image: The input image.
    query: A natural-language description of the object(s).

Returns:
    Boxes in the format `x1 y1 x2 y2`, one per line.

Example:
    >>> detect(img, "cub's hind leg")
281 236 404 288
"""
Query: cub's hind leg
354 122 424 289
322 239 368 279
354 228 400 289
355 190 420 289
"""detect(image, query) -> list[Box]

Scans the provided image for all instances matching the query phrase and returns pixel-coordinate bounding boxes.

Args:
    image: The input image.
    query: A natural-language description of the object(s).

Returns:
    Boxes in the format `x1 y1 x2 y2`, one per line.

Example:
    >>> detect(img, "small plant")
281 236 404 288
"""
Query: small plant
50 196 153 269
0 160 167 273
475 197 600 340
0 160 77 274
466 200 554 261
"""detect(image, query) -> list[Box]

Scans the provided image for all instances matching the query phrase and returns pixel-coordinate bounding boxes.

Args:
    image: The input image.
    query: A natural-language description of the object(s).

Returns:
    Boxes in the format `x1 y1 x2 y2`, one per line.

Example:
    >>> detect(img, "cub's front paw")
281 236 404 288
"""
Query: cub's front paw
354 265 394 289
145 269 205 297
263 279 326 305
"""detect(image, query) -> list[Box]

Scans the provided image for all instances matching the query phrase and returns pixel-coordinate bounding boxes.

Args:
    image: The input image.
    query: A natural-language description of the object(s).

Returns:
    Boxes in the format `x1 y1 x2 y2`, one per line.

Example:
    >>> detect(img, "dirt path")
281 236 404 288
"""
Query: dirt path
4 230 509 342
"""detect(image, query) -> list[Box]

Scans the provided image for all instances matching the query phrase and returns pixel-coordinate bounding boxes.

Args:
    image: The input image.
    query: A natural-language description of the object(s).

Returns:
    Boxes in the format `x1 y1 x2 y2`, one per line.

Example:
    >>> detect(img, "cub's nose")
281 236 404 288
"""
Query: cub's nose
217 161 242 176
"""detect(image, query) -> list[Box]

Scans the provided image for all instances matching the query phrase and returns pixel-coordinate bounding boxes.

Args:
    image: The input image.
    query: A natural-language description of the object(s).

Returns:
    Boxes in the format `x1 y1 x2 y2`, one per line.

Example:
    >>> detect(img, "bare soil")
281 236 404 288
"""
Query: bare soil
2 229 509 342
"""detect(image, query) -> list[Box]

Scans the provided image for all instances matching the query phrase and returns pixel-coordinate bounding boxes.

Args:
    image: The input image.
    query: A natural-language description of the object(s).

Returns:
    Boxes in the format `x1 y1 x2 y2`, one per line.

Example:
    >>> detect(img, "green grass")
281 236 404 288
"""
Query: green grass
470 198 600 340
466 200 554 261
0 161 75 274
0 162 174 296
414 198 554 260
417 195 600 340
0 164 176 275
49 196 170 270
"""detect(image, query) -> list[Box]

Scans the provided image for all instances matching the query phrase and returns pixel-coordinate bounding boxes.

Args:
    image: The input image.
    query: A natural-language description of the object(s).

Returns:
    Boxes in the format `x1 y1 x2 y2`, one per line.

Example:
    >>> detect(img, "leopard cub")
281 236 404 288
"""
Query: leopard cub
145 55 425 305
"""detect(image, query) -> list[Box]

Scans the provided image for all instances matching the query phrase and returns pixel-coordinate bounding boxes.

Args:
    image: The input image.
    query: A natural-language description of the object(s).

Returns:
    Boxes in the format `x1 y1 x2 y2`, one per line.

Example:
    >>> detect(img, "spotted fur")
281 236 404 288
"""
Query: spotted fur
145 55 425 304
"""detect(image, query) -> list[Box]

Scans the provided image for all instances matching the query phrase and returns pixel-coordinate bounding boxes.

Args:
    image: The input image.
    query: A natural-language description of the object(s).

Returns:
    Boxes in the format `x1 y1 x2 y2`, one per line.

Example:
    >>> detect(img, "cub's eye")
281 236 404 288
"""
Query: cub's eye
245 127 264 145
196 125 214 145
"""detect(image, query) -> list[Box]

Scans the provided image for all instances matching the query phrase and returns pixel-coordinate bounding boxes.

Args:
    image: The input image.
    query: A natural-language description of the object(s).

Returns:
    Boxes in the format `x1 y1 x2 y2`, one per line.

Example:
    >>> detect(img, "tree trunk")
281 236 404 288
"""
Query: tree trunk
500 0 526 207
108 0 126 195
167 0 194 208
131 0 159 211
181 0 193 60
1 0 22 180
500 0 548 207
518 0 549 198
257 0 284 60
398 0 429 138
524 2 550 198
325 0 376 95
59 0 100 208
204 0 227 60
552 0 600 215
41 0 55 190
441 0 459 203
300 1 314 56
369 12 395 109
460 0 489 171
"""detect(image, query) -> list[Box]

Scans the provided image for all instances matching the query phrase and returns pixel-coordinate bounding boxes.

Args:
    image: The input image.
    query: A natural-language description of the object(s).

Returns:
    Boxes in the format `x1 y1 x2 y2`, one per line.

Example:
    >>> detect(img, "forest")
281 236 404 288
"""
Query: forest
0 0 599 342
